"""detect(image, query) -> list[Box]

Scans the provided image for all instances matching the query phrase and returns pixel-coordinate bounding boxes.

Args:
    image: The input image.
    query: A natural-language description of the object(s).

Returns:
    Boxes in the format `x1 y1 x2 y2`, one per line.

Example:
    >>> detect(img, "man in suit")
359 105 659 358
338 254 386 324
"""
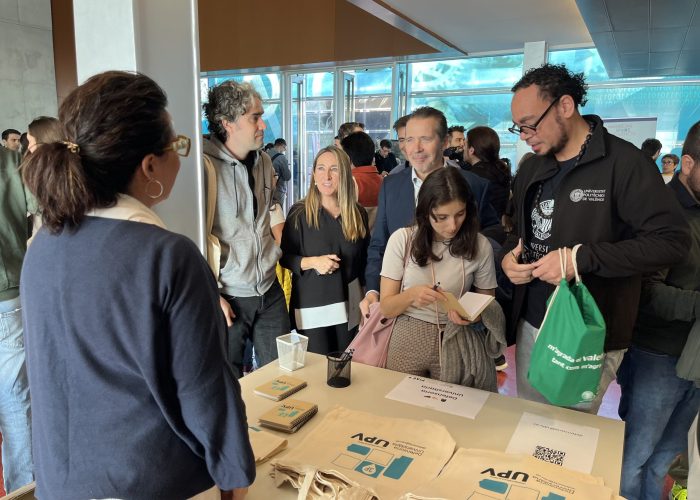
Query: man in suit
360 106 499 316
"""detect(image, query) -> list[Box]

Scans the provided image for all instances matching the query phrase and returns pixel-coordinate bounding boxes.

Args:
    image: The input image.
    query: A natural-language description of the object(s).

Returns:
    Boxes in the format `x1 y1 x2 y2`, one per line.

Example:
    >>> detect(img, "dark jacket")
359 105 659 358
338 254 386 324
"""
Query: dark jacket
504 115 690 351
365 165 499 293
374 151 398 175
0 147 35 300
270 150 291 201
632 174 700 356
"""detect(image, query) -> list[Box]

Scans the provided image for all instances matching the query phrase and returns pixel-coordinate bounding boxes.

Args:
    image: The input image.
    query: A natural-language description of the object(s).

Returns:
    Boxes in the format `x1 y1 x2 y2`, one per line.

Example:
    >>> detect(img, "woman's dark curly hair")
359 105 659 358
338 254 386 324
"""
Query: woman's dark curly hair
511 63 588 107
411 167 480 266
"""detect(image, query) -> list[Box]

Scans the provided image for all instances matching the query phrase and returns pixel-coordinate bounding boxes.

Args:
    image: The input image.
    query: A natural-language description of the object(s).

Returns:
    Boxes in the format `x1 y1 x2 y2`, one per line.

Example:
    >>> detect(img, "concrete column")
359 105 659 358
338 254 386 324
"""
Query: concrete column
72 0 205 250
0 0 58 135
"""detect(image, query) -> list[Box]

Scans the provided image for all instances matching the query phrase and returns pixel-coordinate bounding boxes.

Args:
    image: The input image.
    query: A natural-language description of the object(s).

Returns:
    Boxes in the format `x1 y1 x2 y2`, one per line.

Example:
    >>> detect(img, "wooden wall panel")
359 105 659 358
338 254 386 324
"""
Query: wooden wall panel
51 0 77 105
52 0 438 95
333 1 437 62
198 0 436 72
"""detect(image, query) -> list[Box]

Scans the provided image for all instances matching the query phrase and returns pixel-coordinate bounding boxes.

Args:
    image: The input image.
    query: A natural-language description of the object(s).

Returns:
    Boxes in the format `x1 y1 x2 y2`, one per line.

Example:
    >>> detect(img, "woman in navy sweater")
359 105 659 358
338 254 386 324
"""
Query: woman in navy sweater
20 71 254 500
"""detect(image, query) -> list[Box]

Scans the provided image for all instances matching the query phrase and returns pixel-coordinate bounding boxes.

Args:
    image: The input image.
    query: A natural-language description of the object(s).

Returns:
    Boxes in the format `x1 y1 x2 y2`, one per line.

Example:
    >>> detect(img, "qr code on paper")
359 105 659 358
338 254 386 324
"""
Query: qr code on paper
533 445 566 466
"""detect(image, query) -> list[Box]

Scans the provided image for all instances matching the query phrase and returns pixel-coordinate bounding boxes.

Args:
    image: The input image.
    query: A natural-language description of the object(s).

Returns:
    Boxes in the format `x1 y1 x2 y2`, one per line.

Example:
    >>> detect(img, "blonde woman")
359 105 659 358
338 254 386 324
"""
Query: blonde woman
281 146 369 354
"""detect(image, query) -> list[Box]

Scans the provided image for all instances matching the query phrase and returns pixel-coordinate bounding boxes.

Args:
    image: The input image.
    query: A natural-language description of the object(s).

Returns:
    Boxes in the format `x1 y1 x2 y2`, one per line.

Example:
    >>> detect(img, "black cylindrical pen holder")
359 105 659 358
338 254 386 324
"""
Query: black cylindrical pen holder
326 351 351 388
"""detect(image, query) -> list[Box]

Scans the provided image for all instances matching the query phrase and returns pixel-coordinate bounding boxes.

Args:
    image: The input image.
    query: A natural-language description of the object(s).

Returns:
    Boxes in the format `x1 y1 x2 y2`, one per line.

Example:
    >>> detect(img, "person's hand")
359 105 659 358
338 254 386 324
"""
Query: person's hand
447 309 477 326
313 254 341 275
409 285 446 308
233 487 248 500
532 247 574 285
219 296 236 327
221 487 248 500
360 291 378 318
501 239 537 285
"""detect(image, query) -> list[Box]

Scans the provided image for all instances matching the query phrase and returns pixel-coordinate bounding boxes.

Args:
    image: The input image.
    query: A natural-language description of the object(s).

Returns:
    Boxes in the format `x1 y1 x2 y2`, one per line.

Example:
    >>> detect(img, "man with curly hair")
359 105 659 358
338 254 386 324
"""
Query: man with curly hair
501 63 689 414
203 81 290 378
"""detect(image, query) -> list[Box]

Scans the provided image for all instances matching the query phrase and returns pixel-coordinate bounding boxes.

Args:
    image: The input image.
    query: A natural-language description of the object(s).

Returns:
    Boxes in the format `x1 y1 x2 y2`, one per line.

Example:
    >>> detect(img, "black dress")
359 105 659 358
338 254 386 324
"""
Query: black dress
280 202 370 354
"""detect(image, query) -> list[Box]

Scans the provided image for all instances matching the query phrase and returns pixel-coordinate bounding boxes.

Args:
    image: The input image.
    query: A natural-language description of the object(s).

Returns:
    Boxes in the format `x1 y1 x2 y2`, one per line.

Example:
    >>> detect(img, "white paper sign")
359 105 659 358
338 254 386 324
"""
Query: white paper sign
505 412 600 474
385 375 490 419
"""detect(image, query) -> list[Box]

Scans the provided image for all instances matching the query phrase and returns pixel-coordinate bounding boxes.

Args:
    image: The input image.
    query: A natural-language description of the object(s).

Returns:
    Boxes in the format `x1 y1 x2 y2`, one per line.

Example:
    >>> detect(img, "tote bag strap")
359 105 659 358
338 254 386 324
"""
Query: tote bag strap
399 228 414 290
557 248 567 280
536 248 567 343
571 243 583 283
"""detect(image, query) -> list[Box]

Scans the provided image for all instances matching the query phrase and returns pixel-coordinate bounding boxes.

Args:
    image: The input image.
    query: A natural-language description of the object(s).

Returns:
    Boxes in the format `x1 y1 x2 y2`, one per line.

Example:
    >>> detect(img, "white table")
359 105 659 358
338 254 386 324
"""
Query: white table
240 353 624 498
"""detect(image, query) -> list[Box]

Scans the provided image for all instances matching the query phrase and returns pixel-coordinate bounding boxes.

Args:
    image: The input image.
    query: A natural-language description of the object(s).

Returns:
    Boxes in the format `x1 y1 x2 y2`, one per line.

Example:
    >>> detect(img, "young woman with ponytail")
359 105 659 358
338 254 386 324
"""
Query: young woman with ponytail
463 126 512 220
20 71 254 500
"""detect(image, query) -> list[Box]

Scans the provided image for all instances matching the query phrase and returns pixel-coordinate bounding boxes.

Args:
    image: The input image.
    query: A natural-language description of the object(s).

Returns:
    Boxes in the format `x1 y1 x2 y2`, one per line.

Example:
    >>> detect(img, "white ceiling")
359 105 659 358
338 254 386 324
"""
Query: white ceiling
379 0 593 54
577 0 700 77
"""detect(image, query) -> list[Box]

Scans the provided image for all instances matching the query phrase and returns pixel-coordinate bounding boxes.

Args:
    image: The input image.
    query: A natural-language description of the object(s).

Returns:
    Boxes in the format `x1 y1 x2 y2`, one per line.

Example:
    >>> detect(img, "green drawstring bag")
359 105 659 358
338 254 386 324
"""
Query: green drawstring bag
527 245 606 406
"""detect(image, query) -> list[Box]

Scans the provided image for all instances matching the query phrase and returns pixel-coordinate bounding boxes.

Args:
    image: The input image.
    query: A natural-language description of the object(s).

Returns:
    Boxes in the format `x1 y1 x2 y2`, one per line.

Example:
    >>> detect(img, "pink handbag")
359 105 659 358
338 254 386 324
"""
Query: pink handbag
349 230 412 368
349 302 396 367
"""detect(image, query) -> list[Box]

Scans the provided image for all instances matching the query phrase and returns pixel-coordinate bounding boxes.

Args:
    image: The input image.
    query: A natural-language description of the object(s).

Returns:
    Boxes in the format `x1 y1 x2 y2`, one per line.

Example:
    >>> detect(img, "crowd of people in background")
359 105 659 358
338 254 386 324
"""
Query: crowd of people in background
1 62 698 499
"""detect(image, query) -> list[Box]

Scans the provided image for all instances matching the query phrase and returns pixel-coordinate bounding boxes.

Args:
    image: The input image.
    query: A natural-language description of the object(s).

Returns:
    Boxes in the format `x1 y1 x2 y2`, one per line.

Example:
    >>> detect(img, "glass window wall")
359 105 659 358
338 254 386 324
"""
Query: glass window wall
201 47 700 180
345 66 394 141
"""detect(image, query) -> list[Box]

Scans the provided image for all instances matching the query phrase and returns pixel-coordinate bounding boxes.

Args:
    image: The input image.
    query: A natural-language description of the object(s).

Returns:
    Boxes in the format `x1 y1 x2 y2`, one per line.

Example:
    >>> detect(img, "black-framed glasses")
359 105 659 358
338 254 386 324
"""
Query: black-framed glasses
164 134 191 157
662 160 676 165
508 96 561 136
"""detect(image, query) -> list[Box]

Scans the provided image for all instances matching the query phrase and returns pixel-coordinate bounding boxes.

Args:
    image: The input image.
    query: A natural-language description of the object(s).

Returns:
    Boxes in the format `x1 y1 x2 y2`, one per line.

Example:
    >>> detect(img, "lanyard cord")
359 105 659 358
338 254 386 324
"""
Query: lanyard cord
429 252 466 369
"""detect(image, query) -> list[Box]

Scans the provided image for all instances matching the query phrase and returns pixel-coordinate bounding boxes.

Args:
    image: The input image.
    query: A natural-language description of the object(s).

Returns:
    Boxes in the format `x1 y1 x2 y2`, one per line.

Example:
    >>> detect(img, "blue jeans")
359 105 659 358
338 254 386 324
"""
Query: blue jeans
618 346 700 500
223 281 290 378
0 296 33 492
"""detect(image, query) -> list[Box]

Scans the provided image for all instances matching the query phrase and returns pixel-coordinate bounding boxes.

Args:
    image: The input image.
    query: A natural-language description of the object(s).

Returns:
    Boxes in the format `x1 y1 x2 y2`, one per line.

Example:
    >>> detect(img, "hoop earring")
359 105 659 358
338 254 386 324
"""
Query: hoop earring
145 178 164 199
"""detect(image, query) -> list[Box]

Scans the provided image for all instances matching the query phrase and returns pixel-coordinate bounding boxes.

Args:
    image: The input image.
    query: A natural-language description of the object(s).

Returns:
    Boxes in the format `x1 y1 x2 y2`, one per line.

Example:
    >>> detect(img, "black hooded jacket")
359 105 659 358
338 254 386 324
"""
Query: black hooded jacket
503 114 690 351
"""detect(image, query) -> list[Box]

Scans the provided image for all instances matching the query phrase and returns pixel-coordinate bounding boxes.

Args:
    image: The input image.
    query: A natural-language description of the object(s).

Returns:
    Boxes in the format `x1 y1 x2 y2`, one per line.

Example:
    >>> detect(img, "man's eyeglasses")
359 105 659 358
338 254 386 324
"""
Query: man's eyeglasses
508 96 561 136
662 160 676 165
164 135 191 157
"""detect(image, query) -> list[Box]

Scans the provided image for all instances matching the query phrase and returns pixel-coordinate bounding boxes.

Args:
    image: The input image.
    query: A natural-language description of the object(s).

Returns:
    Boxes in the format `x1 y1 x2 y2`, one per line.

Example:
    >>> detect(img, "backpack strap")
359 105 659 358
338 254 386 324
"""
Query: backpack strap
203 154 217 235
271 152 283 162
202 154 222 278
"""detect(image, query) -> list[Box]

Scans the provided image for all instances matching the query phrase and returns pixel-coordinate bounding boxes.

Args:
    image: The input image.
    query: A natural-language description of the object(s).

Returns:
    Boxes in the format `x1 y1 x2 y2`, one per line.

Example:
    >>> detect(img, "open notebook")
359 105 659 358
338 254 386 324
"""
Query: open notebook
438 291 494 321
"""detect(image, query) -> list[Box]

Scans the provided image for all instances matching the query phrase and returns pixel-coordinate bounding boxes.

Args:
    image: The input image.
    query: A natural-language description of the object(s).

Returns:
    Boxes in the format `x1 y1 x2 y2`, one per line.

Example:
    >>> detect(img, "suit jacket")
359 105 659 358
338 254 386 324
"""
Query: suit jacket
365 165 499 293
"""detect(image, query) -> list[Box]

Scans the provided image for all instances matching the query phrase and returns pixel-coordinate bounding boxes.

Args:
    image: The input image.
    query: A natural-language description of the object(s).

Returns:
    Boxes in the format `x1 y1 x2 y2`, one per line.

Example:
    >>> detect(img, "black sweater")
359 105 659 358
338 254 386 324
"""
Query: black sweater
21 217 255 500
281 203 369 328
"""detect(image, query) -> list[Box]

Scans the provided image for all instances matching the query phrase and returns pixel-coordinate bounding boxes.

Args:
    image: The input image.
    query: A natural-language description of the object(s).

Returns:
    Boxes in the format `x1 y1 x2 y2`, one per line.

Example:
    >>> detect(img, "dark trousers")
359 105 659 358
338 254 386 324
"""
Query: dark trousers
223 281 290 378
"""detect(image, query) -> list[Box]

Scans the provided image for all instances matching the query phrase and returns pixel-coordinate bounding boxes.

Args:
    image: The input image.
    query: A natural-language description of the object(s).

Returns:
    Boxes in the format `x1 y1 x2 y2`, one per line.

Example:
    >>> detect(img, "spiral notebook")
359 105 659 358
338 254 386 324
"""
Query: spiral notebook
259 399 318 434
254 375 307 401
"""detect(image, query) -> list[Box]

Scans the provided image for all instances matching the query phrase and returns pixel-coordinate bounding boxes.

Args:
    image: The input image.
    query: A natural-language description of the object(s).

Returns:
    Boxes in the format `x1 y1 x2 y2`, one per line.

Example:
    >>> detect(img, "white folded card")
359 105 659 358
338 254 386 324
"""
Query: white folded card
438 291 494 321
